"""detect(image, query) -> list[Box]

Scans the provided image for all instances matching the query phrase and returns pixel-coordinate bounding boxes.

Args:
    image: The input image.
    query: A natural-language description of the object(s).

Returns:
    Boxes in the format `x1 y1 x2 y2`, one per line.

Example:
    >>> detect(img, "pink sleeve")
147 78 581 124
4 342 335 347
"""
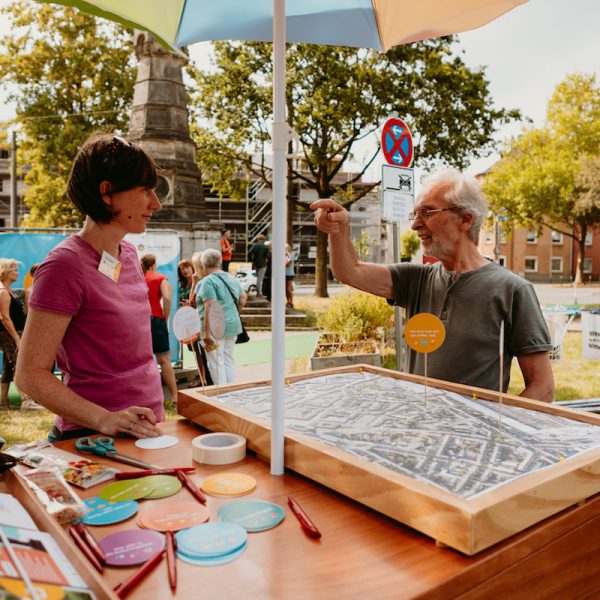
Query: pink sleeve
29 249 85 316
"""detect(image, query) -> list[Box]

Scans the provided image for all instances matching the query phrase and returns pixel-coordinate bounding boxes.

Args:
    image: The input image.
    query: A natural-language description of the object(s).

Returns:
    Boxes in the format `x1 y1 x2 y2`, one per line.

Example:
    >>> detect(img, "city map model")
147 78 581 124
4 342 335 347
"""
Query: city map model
215 372 600 499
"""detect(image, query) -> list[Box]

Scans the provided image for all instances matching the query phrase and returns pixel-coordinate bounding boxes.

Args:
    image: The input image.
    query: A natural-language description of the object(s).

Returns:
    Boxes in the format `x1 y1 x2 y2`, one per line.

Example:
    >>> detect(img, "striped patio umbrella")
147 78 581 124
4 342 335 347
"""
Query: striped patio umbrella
38 0 529 474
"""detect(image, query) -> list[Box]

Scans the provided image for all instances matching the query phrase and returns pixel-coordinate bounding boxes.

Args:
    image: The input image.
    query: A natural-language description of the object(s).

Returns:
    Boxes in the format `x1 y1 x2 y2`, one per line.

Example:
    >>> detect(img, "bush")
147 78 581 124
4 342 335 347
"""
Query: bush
317 291 394 342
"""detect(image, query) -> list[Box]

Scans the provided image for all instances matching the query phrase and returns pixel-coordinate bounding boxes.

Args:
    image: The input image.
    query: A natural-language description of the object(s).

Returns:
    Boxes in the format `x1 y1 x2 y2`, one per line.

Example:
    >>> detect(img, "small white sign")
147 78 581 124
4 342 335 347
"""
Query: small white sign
381 190 413 223
382 165 415 194
582 313 600 361
381 165 415 223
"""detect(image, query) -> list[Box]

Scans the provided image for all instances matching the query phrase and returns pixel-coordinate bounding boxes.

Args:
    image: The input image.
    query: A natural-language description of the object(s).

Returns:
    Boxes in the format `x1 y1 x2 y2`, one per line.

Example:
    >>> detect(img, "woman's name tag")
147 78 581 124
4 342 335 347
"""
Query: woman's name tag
98 251 121 282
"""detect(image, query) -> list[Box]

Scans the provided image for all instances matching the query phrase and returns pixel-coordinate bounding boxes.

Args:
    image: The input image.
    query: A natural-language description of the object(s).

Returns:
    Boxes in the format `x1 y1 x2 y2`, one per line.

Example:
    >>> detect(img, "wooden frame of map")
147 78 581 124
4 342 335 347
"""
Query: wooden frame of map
177 365 600 555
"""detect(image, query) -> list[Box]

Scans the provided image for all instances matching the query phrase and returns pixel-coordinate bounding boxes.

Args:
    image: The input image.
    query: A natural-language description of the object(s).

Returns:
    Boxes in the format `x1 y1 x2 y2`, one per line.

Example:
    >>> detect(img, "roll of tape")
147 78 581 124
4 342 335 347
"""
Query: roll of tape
191 433 246 466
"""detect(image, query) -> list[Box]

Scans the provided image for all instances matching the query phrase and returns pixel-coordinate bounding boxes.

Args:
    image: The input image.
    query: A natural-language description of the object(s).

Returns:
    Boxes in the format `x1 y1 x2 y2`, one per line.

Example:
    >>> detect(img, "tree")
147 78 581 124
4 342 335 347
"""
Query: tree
189 40 518 296
0 3 135 227
401 230 420 262
483 73 600 283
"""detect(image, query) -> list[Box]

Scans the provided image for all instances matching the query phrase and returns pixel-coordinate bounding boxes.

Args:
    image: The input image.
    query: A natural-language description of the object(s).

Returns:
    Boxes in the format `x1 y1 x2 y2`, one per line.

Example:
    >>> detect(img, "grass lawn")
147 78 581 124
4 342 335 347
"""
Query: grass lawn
508 331 600 401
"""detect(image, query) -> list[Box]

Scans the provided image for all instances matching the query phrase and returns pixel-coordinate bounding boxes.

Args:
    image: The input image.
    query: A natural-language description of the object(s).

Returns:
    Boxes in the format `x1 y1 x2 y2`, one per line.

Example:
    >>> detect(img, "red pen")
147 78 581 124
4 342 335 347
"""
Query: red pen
115 467 195 480
74 522 106 564
288 496 322 539
166 531 177 592
113 550 165 598
176 470 207 505
69 526 103 573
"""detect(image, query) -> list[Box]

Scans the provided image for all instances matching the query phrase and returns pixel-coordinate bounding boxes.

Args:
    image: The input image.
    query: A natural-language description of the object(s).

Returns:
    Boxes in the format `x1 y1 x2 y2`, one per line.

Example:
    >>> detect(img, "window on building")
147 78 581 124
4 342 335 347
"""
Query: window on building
0 179 3 192
524 257 538 272
551 230 563 245
526 230 537 244
551 257 563 273
484 231 492 244
0 150 9 159
499 228 507 244
583 258 593 274
585 232 593 246
498 256 506 267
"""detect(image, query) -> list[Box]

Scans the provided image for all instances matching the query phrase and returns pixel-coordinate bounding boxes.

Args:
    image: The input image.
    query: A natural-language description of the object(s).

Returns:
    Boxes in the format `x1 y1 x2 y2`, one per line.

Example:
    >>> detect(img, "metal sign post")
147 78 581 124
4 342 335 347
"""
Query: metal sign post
380 122 415 371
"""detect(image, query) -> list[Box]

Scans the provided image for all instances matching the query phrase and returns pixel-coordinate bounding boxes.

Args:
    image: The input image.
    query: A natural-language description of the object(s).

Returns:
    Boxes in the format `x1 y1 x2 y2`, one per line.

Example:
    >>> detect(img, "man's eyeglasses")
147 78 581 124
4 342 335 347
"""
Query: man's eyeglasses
408 207 460 222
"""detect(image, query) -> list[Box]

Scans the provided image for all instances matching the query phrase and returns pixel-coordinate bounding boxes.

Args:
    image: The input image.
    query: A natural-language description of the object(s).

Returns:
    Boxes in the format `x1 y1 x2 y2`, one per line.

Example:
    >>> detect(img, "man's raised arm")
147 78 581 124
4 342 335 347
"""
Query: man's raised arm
310 199 393 299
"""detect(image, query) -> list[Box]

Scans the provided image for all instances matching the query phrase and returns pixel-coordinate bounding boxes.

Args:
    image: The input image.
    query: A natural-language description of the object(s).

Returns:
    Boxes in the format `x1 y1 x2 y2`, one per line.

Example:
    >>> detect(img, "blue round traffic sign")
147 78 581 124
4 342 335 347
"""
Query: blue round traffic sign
381 118 413 167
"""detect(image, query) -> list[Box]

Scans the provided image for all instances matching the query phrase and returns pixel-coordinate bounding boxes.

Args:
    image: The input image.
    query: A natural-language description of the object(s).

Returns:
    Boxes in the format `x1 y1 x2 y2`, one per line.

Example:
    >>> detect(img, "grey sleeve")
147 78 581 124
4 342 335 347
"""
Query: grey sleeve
387 263 426 308
509 283 553 356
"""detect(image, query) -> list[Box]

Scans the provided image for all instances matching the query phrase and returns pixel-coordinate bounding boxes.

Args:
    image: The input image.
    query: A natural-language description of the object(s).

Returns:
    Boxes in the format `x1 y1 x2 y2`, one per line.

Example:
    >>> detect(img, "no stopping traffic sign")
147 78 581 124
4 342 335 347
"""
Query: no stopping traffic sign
381 118 413 167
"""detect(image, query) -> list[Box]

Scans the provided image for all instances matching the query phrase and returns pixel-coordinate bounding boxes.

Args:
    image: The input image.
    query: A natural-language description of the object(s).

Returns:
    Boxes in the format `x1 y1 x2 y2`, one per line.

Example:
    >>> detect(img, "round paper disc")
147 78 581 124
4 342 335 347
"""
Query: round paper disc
207 302 226 340
140 475 182 499
200 472 256 497
98 479 155 502
138 500 210 531
175 522 247 559
177 541 247 566
99 529 165 566
218 499 285 532
82 497 138 526
404 312 446 353
135 435 179 450
172 307 201 343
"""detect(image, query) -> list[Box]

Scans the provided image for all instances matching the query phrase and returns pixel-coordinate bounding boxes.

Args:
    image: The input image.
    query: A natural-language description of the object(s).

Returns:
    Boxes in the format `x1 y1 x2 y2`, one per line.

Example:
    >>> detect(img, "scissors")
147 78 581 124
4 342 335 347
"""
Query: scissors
75 436 161 470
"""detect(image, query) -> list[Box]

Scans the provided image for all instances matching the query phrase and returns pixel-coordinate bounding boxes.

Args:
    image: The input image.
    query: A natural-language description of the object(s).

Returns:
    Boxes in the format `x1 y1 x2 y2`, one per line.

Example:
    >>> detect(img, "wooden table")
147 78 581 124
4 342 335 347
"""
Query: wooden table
51 419 600 600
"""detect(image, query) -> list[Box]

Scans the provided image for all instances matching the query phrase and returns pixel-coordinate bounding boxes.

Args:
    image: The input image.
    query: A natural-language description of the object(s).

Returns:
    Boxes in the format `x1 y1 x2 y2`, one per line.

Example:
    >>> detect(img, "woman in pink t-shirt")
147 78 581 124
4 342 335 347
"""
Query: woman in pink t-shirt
15 133 164 441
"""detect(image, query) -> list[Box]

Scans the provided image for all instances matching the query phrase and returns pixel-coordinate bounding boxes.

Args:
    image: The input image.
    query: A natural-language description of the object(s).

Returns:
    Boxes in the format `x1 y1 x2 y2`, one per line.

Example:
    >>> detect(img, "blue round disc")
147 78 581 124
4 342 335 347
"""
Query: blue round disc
82 496 138 526
217 499 285 532
175 522 247 558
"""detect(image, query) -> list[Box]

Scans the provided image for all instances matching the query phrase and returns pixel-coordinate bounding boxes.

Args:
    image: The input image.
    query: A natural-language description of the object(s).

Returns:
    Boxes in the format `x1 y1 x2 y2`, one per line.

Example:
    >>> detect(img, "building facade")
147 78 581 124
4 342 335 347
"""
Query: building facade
0 148 28 228
479 221 599 283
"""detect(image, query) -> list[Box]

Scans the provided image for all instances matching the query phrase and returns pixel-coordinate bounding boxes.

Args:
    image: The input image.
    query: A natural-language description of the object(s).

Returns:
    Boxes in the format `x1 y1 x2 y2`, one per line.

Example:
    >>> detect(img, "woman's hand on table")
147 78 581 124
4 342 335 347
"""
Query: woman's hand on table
101 407 161 438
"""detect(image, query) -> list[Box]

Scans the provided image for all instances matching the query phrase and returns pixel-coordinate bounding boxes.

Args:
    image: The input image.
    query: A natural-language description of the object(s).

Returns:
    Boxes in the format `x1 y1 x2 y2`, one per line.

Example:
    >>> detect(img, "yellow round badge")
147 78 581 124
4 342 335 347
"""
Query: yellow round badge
404 313 446 353
200 472 257 497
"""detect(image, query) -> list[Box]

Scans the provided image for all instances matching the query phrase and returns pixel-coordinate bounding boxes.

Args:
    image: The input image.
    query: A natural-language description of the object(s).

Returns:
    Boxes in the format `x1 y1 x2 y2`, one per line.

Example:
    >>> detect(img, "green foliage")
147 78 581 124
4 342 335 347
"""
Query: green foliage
353 231 375 261
190 40 516 201
188 39 517 296
0 2 136 227
401 230 420 260
317 291 393 342
483 73 600 282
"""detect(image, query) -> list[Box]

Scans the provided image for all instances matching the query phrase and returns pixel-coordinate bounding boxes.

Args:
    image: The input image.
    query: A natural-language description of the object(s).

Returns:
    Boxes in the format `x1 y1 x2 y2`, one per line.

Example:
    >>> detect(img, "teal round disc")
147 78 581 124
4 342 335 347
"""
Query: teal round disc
217 499 285 532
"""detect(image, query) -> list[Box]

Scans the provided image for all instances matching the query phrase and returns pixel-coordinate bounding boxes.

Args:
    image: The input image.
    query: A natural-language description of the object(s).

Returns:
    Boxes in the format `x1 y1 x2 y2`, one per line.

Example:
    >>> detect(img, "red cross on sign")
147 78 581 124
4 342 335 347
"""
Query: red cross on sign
381 118 413 167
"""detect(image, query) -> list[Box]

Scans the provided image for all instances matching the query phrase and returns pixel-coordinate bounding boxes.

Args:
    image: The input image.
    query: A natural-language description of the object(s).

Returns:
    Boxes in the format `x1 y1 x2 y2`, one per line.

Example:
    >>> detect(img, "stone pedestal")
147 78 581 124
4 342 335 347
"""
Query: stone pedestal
128 31 206 223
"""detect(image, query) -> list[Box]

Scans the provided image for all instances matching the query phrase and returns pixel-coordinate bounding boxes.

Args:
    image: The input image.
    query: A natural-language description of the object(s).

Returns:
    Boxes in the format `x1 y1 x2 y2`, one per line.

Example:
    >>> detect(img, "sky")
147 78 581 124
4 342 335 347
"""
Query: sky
1 0 599 178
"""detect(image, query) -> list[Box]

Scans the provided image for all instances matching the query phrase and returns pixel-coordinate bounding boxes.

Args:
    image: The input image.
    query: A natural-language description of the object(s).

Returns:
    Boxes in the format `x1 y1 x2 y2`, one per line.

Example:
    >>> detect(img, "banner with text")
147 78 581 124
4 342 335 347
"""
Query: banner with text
582 313 600 361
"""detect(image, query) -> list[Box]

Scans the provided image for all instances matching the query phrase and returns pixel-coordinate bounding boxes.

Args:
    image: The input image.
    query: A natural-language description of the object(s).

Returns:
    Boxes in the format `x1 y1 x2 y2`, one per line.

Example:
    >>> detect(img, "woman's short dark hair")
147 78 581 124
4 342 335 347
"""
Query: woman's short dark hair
67 133 158 224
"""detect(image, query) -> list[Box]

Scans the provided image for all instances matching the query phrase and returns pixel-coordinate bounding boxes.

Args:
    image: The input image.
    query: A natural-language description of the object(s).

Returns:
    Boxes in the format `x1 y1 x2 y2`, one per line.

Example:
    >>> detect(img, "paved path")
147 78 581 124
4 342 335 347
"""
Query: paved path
296 282 600 306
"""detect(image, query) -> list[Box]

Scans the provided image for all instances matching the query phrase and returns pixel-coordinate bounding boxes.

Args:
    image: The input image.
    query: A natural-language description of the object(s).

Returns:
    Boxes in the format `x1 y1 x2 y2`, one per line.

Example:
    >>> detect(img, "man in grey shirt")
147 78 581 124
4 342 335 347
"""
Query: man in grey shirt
311 169 554 402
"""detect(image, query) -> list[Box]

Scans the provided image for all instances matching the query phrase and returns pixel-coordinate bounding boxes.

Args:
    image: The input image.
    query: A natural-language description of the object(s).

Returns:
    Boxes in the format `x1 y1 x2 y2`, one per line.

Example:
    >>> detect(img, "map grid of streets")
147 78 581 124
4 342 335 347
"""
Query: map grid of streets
213 372 600 499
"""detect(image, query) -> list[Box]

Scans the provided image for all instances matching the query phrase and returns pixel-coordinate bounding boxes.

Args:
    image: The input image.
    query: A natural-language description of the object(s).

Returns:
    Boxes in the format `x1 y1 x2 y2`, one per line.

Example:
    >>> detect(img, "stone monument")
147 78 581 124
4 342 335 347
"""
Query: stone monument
128 31 218 255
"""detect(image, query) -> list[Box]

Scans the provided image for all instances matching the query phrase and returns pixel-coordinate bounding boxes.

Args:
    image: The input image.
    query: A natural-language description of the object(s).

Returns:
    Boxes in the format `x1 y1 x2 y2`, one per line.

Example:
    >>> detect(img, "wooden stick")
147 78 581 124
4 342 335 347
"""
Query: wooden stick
424 353 428 410
497 321 504 436
191 340 207 391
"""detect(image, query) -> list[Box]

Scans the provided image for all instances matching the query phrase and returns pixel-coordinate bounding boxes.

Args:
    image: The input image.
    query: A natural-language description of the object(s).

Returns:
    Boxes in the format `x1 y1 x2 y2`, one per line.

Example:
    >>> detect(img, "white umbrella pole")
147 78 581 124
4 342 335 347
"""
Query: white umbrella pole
270 0 287 475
